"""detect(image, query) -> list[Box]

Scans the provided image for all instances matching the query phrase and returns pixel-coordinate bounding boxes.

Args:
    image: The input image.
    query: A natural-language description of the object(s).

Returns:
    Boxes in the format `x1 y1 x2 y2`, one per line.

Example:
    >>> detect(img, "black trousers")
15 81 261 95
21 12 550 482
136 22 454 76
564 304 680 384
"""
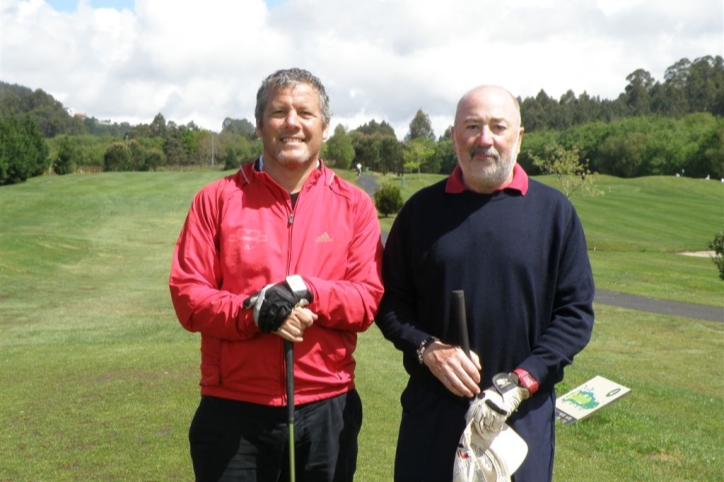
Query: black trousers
189 390 363 482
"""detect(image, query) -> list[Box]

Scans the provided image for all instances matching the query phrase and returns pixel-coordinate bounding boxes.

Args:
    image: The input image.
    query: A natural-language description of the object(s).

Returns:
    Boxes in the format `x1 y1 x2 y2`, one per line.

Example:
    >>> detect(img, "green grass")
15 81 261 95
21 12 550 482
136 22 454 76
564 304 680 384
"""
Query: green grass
1 170 723 481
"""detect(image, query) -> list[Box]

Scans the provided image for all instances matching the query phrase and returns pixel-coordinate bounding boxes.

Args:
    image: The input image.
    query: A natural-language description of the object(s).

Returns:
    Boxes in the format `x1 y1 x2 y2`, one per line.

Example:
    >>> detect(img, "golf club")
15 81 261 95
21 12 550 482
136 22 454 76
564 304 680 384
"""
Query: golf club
242 293 297 482
285 339 296 482
450 289 530 481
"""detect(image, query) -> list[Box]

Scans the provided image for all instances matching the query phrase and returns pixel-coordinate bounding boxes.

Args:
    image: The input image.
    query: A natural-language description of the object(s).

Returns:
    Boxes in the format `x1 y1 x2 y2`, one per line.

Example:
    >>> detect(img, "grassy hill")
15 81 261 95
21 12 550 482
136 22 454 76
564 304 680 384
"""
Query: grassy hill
1 170 722 481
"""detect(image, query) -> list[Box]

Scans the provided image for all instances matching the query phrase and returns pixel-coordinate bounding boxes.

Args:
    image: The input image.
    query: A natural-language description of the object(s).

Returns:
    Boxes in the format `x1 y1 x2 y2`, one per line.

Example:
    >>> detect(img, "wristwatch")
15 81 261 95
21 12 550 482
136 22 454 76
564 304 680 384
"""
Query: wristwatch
416 337 438 364
285 275 313 304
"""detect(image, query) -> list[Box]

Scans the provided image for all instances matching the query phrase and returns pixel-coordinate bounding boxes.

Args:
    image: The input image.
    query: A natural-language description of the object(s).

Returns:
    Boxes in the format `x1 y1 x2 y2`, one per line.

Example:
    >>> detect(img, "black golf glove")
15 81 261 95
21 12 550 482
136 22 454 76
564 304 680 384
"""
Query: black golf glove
243 275 313 333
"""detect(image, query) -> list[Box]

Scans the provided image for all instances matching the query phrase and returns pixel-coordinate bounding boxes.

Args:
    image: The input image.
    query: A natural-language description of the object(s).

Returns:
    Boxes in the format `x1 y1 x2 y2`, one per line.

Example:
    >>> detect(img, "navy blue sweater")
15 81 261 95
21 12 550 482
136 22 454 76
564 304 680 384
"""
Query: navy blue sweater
376 176 595 396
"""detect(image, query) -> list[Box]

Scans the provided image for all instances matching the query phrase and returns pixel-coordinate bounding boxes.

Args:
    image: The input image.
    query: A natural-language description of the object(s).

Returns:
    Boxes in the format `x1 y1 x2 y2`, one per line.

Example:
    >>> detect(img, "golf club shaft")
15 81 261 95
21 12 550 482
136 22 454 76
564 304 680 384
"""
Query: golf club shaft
285 340 296 482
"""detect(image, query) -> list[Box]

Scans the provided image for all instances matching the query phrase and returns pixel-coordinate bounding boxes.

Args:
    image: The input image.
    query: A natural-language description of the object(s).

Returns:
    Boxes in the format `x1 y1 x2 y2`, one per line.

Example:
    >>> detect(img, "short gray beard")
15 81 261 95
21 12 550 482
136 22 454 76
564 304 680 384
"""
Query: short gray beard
462 144 519 192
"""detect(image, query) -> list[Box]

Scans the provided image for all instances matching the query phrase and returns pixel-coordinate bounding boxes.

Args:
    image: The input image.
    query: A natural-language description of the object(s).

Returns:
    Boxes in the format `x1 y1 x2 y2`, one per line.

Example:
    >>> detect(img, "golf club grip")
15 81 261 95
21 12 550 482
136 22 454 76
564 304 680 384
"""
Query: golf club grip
285 341 294 417
452 290 471 357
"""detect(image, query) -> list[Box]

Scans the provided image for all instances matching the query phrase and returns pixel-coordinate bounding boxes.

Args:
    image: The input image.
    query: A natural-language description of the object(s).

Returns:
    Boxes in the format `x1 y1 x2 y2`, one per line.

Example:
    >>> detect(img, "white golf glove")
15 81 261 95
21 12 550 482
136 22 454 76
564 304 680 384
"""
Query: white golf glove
468 373 531 433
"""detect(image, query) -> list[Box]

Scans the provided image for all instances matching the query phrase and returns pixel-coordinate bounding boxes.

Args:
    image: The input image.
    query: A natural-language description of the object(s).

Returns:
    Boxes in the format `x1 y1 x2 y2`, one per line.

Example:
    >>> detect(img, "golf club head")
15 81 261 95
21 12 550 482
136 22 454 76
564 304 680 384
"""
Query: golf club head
453 422 528 482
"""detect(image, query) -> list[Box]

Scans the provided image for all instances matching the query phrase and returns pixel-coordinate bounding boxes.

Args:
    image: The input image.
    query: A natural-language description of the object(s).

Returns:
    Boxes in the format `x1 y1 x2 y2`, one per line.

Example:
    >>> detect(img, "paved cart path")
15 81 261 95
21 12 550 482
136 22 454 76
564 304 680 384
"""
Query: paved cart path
356 174 723 323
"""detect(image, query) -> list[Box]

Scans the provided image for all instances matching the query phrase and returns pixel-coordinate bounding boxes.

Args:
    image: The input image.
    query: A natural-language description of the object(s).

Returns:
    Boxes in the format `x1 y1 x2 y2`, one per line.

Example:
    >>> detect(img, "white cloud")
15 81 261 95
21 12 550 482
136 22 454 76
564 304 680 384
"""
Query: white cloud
2 0 721 138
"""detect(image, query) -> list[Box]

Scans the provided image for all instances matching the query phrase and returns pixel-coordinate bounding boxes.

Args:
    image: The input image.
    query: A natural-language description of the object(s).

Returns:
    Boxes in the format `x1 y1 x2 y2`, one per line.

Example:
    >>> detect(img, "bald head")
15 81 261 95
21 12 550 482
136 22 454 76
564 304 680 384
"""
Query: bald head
454 85 521 130
450 85 524 193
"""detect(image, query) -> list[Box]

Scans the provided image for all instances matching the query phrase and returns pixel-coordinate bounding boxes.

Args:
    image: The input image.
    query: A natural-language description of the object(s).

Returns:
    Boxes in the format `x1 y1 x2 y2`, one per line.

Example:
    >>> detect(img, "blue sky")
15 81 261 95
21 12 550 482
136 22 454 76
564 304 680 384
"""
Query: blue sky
5 0 721 136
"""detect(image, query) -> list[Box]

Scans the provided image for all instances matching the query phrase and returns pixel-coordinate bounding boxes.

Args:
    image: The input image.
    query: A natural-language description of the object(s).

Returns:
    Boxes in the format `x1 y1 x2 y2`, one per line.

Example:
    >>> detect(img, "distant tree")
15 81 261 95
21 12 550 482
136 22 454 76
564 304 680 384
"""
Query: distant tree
597 131 650 178
378 137 404 175
150 113 167 138
325 125 355 169
353 119 396 137
223 146 239 170
517 129 560 174
351 133 382 171
624 69 655 116
686 55 723 114
415 137 439 173
374 183 403 217
532 145 602 198
222 117 257 139
0 114 49 185
129 123 153 139
402 138 434 177
143 148 166 171
53 136 78 175
405 109 435 141
431 138 457 174
688 119 724 178
127 140 146 171
103 142 131 171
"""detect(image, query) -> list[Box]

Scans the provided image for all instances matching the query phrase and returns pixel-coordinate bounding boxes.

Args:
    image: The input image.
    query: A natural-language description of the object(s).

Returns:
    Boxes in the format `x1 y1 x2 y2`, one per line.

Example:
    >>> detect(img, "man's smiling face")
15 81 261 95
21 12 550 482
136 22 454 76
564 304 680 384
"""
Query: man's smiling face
256 83 329 169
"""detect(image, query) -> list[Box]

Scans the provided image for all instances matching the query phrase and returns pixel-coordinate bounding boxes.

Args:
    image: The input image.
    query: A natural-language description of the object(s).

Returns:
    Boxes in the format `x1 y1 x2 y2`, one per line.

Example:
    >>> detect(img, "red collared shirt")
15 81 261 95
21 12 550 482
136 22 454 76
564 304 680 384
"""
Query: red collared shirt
445 163 529 195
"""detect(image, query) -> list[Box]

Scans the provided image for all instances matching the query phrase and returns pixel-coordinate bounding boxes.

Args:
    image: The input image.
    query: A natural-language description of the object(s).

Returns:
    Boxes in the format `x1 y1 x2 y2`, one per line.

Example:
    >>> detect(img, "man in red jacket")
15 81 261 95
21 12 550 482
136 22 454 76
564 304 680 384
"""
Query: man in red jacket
169 68 384 482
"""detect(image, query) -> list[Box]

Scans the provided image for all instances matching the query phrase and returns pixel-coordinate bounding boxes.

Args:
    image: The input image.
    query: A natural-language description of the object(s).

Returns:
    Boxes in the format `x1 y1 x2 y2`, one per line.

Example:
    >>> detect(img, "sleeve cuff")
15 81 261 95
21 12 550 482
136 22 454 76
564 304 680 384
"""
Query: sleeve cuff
513 368 539 394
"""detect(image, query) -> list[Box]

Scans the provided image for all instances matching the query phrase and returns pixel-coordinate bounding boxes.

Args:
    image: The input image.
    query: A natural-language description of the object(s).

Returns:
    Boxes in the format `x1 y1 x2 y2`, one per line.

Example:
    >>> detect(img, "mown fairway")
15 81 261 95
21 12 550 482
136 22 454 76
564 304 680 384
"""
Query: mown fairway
1 170 722 481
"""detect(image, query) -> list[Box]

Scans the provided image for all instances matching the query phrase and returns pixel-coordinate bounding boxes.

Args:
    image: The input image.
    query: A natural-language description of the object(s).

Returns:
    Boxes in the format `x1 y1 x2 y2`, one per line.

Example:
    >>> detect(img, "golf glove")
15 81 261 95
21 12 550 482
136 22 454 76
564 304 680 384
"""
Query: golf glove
244 275 313 333
468 373 531 433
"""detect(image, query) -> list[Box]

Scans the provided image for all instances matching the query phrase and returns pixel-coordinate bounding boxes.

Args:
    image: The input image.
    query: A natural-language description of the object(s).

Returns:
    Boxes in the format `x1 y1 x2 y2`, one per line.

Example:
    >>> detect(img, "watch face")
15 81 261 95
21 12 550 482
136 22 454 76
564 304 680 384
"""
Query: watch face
285 275 307 294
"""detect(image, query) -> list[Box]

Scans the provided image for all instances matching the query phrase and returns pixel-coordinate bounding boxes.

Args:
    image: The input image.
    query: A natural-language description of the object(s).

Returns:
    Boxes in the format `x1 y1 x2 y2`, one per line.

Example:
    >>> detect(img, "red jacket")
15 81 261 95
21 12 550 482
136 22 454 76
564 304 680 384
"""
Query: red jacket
169 161 384 406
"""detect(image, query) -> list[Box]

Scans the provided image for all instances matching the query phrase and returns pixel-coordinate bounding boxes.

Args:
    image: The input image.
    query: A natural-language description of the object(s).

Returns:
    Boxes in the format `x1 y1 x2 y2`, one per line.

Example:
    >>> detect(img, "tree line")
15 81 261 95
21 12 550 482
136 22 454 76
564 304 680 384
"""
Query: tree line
1 55 722 185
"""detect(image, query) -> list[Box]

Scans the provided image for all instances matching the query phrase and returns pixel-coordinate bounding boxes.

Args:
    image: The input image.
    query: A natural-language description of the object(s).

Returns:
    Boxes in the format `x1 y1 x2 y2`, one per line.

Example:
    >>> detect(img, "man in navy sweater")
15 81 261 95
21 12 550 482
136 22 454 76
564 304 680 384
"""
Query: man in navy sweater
376 85 595 481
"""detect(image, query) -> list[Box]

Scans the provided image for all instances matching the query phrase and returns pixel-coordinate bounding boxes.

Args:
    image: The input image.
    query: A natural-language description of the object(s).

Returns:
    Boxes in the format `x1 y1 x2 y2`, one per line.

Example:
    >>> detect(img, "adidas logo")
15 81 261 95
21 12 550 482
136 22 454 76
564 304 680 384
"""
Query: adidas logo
316 232 332 243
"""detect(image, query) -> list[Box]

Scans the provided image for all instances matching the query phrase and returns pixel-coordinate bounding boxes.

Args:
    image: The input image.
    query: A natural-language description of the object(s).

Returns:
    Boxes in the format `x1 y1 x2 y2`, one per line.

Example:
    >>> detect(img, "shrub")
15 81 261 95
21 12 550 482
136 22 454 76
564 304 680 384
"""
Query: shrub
103 142 131 171
374 183 403 217
708 231 724 280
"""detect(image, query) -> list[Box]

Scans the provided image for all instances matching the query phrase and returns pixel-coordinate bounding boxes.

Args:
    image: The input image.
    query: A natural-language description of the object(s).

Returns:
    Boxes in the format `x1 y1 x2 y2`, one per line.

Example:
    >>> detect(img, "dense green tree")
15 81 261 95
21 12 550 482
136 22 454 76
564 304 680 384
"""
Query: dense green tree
686 56 723 114
325 125 355 169
597 132 650 178
378 137 404 175
222 117 257 139
53 136 79 175
624 69 655 116
518 129 560 174
150 113 167 138
223 146 239 170
688 119 724 178
374 183 403 217
103 142 131 171
418 137 440 173
431 139 457 174
127 140 146 171
405 109 435 141
143 148 166 171
350 133 382 171
353 119 396 137
0 114 49 185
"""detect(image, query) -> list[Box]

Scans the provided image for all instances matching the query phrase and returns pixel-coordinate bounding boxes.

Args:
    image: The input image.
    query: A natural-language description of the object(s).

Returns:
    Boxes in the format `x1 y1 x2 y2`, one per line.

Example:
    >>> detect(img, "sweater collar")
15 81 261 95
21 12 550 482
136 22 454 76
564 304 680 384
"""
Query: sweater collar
445 163 528 195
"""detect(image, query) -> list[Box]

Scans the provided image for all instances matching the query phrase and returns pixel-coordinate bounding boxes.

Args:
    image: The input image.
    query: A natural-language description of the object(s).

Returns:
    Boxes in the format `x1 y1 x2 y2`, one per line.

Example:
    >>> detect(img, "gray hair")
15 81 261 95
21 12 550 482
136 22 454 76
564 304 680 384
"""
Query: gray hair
255 68 331 127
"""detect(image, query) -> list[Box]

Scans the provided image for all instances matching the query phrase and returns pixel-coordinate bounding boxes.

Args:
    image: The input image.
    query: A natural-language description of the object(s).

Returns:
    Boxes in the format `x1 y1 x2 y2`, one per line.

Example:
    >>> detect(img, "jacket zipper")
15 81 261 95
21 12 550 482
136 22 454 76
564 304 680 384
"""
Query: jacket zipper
282 198 296 405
